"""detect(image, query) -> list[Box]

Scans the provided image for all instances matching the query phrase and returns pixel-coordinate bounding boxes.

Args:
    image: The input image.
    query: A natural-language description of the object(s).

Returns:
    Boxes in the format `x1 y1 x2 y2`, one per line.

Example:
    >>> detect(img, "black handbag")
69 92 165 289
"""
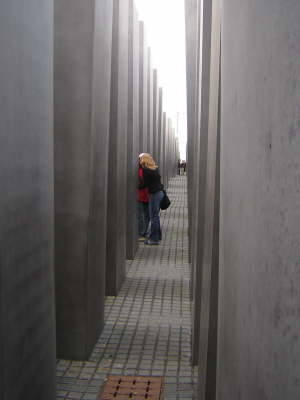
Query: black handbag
160 190 171 210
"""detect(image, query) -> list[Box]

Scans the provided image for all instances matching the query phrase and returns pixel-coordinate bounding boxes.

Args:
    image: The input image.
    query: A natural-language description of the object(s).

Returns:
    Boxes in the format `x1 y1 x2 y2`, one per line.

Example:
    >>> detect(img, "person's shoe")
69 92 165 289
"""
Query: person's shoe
144 239 159 245
138 236 146 242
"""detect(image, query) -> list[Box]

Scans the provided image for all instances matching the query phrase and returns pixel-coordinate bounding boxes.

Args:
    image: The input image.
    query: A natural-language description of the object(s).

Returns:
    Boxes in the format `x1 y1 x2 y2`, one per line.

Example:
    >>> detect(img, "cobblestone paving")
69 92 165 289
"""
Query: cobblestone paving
56 176 198 399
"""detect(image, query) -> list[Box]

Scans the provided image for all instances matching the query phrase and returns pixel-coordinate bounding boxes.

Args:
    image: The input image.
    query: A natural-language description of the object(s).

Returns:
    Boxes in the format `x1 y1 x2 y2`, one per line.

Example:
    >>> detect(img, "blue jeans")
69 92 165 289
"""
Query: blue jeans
138 202 150 237
149 190 164 242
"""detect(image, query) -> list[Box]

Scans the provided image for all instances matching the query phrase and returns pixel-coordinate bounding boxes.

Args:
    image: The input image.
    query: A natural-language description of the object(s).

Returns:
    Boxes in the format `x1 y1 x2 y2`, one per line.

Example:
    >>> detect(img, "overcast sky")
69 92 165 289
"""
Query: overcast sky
134 0 187 159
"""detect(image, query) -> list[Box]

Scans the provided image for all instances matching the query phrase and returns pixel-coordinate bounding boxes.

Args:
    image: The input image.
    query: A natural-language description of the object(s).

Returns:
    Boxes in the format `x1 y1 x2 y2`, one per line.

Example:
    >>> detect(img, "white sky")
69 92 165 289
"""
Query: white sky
134 0 187 159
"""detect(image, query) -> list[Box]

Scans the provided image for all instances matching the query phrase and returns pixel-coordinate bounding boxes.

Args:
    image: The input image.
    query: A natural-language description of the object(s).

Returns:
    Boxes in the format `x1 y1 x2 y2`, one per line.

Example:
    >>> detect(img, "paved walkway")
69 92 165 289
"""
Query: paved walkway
56 176 198 399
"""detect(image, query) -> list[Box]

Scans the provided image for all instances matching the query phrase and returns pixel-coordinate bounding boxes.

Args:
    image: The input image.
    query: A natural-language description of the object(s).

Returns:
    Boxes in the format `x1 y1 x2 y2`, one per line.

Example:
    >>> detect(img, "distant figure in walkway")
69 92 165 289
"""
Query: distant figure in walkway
138 153 150 241
177 159 181 175
182 160 187 175
139 153 164 245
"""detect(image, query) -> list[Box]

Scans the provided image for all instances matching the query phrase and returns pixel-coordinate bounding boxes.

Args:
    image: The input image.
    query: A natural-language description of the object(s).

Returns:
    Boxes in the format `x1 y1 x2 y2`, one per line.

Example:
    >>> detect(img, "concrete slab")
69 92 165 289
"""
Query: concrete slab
106 0 129 296
138 22 148 153
157 88 163 168
147 49 154 154
152 70 159 162
166 118 172 185
190 0 213 366
185 0 198 264
161 112 167 185
197 1 221 398
218 1 300 399
54 0 113 359
126 0 139 260
0 1 56 398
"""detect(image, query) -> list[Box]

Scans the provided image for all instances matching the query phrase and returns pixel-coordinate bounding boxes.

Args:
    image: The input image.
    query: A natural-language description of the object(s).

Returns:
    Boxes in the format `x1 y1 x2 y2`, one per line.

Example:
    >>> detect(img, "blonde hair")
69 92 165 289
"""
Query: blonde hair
139 153 157 170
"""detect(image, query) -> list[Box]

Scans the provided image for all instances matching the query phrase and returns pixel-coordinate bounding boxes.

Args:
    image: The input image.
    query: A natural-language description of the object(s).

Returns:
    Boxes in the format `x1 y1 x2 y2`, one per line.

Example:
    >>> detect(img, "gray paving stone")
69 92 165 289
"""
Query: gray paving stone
57 177 197 399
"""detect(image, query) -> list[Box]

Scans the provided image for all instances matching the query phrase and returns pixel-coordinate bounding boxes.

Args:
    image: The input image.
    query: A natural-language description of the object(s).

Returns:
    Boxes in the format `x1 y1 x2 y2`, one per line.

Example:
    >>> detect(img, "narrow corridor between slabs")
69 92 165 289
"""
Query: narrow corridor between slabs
56 176 198 400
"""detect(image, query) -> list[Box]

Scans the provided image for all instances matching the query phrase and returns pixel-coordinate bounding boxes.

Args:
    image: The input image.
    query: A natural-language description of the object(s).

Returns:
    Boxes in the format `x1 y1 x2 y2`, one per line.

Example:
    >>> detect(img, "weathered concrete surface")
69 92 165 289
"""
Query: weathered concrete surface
106 0 129 295
205 61 221 400
218 1 300 399
165 119 170 185
165 119 172 185
185 0 198 265
161 112 167 183
0 1 56 399
172 129 178 177
197 1 221 398
157 88 163 167
152 70 159 162
147 49 154 154
54 0 113 359
138 22 148 153
190 0 213 366
126 0 139 260
162 117 170 186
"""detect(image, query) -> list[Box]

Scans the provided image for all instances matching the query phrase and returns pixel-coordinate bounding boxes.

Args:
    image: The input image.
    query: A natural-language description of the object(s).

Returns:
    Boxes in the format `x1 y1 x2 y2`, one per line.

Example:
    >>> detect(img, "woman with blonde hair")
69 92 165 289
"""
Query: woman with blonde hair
138 153 150 240
139 153 164 245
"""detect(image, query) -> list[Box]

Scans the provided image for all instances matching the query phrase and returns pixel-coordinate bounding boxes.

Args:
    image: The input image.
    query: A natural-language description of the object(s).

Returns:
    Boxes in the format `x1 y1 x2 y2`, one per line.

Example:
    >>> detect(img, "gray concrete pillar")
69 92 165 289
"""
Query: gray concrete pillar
171 128 175 178
175 134 179 176
106 0 129 296
153 70 159 162
205 88 220 400
172 128 177 177
0 1 56 398
126 0 139 260
166 119 170 185
172 128 175 177
139 22 148 153
168 127 173 181
218 1 300 399
163 116 167 186
191 0 213 366
147 49 154 154
185 0 199 264
165 119 169 185
197 1 221 397
54 0 113 359
161 112 167 185
166 118 172 186
157 88 164 167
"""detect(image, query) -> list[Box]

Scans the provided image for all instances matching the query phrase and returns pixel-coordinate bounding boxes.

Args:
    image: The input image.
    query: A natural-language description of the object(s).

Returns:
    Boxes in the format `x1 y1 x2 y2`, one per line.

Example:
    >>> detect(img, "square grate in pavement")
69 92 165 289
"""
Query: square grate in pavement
98 375 163 399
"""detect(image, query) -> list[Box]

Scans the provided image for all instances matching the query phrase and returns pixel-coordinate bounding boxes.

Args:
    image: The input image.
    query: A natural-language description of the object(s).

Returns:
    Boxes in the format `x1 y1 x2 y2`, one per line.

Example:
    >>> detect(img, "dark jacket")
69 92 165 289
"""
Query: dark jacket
139 167 163 194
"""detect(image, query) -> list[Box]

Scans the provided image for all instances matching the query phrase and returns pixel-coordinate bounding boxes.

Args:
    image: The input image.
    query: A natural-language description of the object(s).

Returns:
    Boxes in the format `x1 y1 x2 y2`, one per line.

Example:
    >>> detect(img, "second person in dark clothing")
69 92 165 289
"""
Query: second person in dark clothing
139 153 164 245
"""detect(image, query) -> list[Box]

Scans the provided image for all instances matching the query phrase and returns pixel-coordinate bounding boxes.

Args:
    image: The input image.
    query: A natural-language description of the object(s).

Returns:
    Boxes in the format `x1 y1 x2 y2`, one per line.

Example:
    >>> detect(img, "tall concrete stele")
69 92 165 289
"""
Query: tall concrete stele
0 1 56 399
54 0 113 360
157 88 164 167
106 0 130 296
147 47 154 154
185 0 300 399
126 0 140 260
152 69 159 163
139 22 148 153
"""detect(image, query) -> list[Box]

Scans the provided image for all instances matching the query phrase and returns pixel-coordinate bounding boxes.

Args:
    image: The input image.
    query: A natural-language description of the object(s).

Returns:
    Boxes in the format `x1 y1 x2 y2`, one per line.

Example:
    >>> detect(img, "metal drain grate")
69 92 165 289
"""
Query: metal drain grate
98 375 163 399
